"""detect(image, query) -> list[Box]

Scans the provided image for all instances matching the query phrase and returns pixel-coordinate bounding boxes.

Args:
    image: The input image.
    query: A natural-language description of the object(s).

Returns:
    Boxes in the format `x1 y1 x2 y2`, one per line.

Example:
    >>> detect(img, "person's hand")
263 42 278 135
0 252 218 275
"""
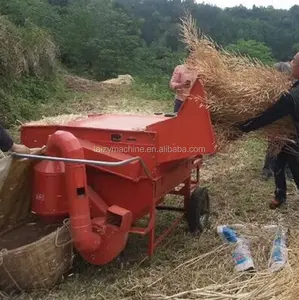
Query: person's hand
238 124 250 133
234 121 251 133
177 80 191 89
183 80 191 88
30 145 47 155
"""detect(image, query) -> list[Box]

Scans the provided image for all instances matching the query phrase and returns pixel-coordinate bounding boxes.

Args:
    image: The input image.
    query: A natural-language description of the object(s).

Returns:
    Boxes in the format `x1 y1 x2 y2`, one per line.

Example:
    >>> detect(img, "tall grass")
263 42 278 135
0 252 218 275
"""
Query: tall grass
0 16 57 81
0 15 64 127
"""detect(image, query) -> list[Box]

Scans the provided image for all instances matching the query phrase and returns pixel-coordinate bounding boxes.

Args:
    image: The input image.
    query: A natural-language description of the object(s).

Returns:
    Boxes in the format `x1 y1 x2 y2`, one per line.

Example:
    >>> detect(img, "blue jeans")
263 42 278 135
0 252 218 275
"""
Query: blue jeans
174 99 183 113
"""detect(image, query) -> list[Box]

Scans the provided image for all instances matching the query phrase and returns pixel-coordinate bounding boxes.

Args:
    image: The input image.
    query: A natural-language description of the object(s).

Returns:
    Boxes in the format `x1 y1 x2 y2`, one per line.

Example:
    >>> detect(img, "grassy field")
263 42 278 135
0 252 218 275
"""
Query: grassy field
8 78 299 300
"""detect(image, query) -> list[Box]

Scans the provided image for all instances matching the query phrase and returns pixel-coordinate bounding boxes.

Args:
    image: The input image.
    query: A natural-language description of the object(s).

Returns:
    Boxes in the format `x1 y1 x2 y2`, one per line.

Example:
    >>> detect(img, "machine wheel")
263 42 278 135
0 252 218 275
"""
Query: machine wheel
186 187 210 234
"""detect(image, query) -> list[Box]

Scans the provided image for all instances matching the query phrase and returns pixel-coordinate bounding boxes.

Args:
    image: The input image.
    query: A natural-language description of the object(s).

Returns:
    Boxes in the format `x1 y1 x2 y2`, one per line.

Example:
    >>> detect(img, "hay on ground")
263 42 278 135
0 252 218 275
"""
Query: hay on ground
64 75 104 92
64 74 133 93
180 14 295 154
101 74 134 85
144 224 299 300
24 114 88 126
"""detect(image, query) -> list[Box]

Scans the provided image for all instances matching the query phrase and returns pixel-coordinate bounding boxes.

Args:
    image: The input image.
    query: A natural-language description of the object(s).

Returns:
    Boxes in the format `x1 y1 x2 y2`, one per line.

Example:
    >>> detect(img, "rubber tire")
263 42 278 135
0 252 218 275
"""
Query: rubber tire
186 187 210 234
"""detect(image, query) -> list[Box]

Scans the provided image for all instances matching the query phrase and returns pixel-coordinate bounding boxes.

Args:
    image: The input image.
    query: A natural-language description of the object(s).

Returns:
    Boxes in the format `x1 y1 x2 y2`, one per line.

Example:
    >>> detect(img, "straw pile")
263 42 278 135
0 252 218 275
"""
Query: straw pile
64 75 104 92
64 74 133 93
180 15 295 154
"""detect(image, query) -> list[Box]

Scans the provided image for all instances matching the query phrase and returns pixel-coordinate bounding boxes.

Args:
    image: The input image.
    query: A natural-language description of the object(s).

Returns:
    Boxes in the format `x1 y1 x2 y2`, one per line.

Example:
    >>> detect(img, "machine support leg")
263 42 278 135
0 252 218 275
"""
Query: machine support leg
191 165 200 186
148 200 156 257
131 158 203 259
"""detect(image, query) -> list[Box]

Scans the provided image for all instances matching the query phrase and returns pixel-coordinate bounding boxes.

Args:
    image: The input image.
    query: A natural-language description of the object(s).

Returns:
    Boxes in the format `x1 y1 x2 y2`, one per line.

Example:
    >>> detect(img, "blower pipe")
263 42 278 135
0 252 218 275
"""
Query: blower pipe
46 130 102 253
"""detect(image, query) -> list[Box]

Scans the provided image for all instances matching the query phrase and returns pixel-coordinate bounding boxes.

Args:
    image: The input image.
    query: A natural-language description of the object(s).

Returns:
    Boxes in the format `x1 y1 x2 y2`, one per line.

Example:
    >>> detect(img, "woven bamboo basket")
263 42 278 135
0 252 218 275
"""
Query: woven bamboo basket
0 219 73 296
0 148 73 297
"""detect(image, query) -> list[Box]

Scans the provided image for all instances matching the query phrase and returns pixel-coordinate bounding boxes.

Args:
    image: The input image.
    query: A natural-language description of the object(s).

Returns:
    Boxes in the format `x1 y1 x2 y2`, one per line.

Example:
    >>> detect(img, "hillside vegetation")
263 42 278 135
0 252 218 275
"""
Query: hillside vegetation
1 2 299 300
0 0 299 126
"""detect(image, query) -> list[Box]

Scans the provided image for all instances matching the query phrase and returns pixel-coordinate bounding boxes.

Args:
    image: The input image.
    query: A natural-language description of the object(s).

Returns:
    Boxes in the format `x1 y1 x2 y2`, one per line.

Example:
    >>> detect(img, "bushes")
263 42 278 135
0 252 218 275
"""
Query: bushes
0 15 64 127
0 75 66 128
0 16 57 81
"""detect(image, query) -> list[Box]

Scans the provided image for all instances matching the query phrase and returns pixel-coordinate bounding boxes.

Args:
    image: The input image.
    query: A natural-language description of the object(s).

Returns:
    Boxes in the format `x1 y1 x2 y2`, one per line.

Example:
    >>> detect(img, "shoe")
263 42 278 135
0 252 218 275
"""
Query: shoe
269 199 285 210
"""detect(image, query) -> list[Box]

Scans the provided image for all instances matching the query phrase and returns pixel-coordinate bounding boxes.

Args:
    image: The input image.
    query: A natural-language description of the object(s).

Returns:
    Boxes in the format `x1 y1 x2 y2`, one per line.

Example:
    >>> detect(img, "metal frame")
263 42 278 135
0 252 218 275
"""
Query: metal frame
13 152 201 258
129 161 201 257
12 153 153 179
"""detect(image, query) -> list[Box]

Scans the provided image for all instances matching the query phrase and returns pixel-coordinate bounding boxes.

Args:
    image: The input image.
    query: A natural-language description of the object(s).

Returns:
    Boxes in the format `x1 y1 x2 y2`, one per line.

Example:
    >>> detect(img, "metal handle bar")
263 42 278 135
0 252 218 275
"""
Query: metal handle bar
11 153 152 179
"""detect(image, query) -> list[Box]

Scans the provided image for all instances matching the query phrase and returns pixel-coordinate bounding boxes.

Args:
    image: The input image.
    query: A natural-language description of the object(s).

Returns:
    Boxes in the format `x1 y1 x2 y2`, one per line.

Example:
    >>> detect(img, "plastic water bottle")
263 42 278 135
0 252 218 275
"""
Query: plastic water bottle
217 225 239 243
217 225 255 272
232 238 255 272
268 226 288 272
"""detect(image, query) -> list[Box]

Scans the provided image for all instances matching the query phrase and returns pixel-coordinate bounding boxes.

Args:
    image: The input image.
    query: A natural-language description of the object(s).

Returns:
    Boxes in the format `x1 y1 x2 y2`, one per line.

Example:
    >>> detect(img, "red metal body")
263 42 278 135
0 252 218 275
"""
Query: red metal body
20 79 216 265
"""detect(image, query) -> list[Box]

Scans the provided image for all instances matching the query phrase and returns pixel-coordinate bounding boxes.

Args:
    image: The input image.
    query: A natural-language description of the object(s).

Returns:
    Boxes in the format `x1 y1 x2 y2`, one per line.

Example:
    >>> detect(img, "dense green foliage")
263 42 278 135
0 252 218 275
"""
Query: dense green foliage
0 0 299 126
225 39 276 65
3 0 299 80
0 13 65 127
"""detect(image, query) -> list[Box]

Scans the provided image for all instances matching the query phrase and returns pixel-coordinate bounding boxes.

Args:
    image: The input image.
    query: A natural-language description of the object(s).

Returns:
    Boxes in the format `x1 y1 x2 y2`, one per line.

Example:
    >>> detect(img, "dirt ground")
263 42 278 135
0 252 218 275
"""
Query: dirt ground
7 79 299 300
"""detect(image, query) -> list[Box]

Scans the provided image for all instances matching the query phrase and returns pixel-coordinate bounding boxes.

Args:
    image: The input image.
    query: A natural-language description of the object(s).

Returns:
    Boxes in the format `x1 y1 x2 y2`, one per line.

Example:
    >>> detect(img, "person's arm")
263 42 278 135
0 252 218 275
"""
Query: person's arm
0 124 32 154
0 124 14 152
238 93 294 133
169 66 184 90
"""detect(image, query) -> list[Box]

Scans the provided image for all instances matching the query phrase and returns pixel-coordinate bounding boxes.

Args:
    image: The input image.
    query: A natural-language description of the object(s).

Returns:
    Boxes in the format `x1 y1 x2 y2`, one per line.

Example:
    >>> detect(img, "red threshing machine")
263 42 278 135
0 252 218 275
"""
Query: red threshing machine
17 79 216 265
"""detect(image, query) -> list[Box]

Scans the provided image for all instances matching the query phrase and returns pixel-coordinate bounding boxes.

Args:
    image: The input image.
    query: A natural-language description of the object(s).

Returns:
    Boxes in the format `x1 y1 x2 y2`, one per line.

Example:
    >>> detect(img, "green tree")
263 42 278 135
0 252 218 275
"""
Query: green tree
225 39 275 65
55 0 143 80
293 43 299 53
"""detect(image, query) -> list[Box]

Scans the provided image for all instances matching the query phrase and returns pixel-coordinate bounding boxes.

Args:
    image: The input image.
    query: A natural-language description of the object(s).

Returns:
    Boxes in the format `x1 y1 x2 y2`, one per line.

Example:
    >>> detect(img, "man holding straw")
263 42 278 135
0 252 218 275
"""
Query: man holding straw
237 52 299 209
262 61 293 181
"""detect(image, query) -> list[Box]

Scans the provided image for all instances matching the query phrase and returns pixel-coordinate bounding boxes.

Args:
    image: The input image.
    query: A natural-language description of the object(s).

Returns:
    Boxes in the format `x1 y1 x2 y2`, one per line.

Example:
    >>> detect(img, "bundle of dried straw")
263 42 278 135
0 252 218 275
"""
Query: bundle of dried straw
180 15 295 153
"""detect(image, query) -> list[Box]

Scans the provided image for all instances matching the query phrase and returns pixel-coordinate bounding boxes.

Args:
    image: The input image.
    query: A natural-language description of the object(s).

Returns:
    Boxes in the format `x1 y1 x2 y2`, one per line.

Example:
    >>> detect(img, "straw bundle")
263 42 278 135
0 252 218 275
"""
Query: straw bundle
180 15 295 153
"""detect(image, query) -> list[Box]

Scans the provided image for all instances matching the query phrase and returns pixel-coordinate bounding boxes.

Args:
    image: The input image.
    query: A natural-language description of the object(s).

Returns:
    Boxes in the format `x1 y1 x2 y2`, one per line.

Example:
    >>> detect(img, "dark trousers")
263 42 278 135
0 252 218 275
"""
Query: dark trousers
263 151 276 172
263 142 293 178
174 99 183 113
274 143 299 202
